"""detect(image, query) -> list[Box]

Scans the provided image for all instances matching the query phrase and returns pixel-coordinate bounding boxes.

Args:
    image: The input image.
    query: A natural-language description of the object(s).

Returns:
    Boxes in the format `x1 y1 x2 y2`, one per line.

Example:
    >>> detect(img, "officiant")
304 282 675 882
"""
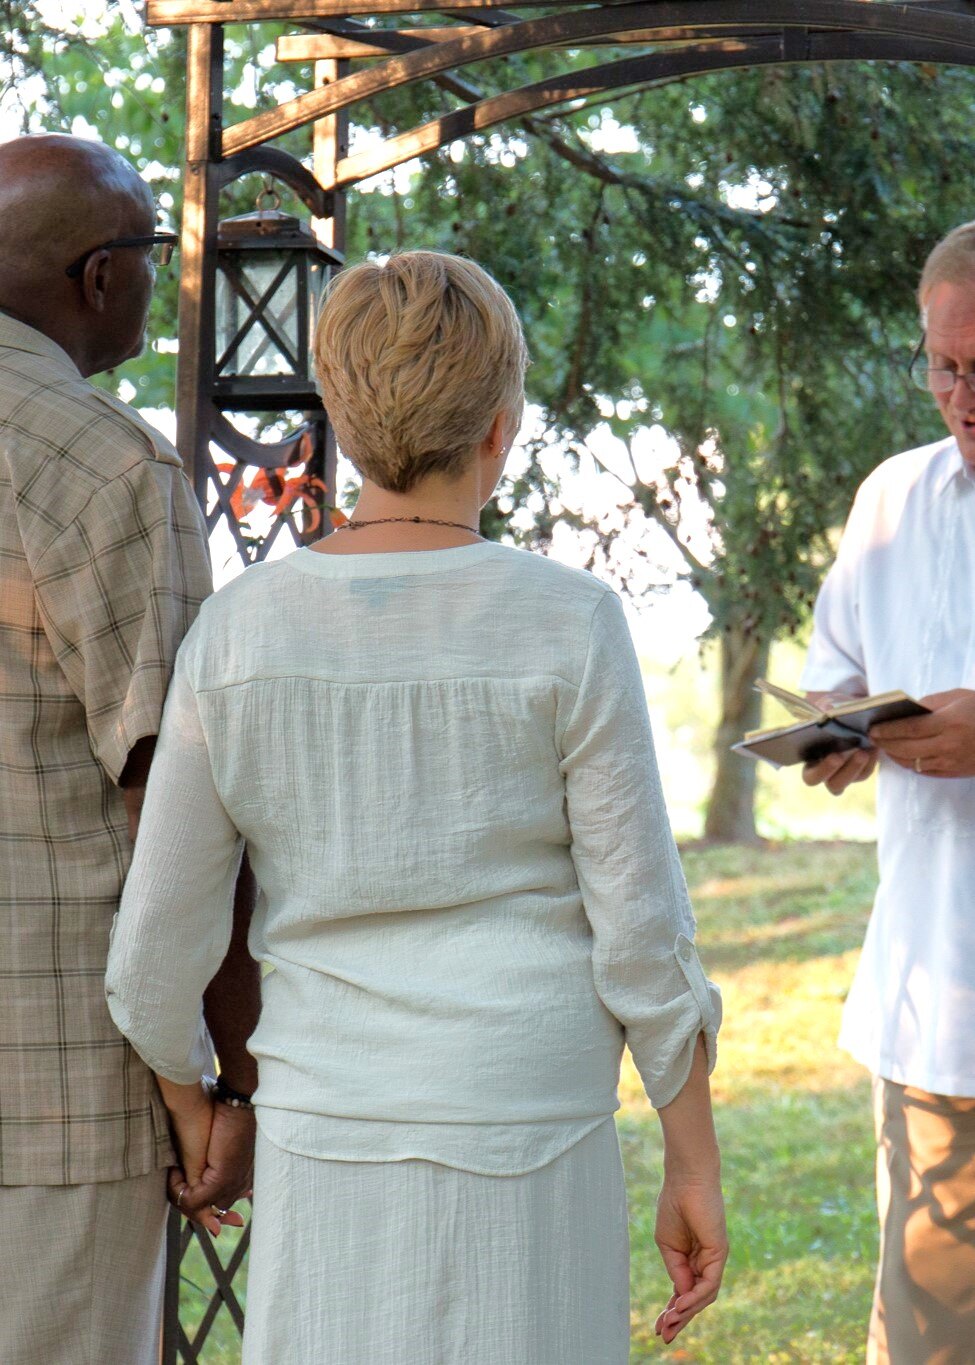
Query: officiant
799 221 975 1364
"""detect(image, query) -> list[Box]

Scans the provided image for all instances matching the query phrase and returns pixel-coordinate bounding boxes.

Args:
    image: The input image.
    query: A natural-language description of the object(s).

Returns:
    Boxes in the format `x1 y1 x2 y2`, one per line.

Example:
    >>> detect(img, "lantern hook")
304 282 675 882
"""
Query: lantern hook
255 178 282 233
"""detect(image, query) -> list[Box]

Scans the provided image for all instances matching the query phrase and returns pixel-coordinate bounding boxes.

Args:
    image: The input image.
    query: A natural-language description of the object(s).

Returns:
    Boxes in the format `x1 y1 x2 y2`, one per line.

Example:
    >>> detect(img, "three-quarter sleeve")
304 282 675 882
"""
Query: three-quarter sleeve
800 490 869 696
27 459 211 784
105 637 243 1084
559 591 720 1109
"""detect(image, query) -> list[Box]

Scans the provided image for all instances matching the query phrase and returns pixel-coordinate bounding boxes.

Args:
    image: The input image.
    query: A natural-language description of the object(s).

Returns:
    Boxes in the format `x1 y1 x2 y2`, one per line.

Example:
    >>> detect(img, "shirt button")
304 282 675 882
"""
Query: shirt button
678 941 693 962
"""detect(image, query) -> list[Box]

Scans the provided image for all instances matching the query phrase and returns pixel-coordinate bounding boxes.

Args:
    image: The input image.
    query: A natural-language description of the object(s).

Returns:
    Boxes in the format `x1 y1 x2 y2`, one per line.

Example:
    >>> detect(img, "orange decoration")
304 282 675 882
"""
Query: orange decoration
215 460 333 535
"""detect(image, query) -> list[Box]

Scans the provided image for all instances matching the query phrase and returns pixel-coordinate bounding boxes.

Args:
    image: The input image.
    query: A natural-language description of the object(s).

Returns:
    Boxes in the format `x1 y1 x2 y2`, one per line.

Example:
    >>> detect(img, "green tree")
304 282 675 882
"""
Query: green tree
345 58 963 837
5 9 966 836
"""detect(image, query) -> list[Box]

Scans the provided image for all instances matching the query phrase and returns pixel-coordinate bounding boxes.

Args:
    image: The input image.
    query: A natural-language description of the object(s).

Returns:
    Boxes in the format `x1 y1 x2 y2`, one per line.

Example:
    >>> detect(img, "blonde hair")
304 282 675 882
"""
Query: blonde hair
313 251 528 493
918 221 975 315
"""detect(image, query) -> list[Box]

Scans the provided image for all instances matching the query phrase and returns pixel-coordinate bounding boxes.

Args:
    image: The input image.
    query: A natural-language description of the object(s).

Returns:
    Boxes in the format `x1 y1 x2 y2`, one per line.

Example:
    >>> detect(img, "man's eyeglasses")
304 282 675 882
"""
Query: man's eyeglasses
908 332 975 396
65 233 179 280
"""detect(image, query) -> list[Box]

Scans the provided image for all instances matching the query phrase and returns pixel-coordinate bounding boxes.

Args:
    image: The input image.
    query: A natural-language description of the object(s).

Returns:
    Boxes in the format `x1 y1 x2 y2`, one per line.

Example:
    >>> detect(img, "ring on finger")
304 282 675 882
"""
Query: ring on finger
176 1185 188 1209
210 1204 229 1217
915 756 924 774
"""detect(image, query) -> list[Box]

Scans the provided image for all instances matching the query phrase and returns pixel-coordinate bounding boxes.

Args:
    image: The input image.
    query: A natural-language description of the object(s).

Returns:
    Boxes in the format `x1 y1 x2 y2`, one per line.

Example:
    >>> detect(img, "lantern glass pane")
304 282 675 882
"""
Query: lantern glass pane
216 251 305 379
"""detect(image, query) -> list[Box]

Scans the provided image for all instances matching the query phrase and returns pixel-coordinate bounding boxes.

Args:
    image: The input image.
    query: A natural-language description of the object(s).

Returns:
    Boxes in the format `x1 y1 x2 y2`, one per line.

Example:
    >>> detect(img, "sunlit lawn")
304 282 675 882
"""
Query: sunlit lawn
179 841 879 1363
625 840 878 1363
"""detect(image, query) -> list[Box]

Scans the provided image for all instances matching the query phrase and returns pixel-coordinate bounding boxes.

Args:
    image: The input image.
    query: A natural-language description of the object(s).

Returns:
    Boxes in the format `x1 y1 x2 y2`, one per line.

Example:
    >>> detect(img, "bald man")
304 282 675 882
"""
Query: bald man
0 135 260 1363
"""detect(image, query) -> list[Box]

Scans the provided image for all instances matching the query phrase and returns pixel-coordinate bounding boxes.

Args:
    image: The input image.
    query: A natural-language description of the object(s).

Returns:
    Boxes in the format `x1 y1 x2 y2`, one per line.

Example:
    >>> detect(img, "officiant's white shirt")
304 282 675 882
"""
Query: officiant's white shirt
803 436 975 1096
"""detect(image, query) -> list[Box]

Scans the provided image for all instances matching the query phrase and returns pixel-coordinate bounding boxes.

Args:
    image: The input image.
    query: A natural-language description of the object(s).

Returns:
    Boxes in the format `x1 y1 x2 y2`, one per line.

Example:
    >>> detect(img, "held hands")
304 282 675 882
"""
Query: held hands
653 1169 728 1345
159 1077 255 1237
869 688 975 778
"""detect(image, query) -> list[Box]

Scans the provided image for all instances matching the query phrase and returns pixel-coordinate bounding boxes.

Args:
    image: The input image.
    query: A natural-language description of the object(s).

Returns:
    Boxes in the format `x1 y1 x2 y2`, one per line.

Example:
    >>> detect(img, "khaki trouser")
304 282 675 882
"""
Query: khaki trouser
869 1079 975 1365
0 1168 168 1365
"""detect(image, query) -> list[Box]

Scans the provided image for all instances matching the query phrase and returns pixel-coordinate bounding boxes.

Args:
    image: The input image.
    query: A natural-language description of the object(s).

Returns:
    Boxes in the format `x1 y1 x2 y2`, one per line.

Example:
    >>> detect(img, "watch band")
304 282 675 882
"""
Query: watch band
210 1075 255 1110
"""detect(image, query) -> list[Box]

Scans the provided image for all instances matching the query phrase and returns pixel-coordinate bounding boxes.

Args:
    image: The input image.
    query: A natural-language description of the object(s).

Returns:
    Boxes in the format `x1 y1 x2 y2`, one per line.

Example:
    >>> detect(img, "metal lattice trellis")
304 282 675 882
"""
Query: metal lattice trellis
142 1 975 1357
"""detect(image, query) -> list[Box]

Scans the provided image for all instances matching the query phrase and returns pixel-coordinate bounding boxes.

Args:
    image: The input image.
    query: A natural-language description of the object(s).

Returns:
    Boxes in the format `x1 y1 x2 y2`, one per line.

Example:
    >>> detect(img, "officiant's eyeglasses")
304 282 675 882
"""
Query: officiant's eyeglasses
908 333 975 395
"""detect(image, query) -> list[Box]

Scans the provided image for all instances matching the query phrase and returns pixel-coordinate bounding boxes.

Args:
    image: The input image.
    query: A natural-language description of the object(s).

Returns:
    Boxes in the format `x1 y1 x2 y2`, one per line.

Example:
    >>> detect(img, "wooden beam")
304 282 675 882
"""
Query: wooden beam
147 0 557 24
328 26 975 191
220 0 975 159
145 0 975 30
331 37 776 190
277 29 485 61
312 57 347 252
275 26 740 61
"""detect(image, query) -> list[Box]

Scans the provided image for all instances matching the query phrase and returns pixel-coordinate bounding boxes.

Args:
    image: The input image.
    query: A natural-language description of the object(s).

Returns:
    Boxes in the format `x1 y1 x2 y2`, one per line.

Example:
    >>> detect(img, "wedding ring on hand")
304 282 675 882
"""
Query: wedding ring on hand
176 1185 188 1209
210 1204 229 1217
915 756 924 774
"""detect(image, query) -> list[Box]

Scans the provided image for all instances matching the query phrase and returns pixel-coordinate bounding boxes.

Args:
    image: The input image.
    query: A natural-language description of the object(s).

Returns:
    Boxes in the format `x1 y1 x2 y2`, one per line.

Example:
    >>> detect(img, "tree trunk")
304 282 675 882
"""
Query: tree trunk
703 629 770 843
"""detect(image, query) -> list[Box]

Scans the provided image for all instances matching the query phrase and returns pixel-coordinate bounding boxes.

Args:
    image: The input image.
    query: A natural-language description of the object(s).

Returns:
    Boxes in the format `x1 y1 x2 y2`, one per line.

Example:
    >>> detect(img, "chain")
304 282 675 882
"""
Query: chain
332 516 481 535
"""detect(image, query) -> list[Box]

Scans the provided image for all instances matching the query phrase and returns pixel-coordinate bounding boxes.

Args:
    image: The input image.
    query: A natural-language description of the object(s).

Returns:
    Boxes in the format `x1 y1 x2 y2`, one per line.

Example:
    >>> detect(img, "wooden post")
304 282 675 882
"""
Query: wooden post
175 23 224 497
312 57 348 526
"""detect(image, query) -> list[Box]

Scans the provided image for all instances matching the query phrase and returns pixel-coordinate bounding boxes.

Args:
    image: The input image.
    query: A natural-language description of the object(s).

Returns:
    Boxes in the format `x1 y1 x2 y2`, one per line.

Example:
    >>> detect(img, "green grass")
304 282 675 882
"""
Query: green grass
624 841 878 1362
178 841 879 1363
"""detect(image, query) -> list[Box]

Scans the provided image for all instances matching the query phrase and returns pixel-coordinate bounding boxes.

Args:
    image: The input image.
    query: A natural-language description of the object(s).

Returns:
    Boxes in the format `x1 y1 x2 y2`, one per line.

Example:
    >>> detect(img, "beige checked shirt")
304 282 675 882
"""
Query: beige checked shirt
0 313 211 1185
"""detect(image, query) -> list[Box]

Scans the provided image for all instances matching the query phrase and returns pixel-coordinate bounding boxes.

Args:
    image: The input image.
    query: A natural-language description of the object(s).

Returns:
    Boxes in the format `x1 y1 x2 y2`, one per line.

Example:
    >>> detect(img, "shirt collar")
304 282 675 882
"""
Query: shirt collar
0 310 82 379
933 439 975 497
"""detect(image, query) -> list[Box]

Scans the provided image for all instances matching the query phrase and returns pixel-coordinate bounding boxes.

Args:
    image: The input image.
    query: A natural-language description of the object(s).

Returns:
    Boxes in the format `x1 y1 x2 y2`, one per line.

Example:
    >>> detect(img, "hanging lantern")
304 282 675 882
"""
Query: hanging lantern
214 187 340 411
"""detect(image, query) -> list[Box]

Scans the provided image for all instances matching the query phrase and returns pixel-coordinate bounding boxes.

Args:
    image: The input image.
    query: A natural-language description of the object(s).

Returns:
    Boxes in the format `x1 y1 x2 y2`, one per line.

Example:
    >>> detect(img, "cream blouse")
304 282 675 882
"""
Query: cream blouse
106 542 720 1174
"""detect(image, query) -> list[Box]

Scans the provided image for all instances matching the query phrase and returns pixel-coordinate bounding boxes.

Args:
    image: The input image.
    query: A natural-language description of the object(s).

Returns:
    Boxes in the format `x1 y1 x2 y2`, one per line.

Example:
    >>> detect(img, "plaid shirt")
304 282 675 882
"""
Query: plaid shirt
0 313 211 1185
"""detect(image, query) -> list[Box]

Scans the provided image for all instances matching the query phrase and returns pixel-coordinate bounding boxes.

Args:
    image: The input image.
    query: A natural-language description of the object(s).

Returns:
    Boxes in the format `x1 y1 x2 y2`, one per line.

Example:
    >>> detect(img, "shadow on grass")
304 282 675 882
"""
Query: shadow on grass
687 840 877 974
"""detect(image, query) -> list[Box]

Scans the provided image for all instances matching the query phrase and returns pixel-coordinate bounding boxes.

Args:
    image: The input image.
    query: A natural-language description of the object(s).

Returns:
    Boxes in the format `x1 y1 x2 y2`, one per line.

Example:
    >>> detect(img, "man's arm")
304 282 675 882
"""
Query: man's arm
119 735 156 840
204 852 260 1094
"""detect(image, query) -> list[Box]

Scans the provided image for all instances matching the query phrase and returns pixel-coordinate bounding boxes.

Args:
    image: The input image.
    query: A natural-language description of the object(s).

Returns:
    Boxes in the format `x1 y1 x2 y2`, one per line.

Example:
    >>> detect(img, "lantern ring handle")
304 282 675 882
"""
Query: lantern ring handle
256 181 282 215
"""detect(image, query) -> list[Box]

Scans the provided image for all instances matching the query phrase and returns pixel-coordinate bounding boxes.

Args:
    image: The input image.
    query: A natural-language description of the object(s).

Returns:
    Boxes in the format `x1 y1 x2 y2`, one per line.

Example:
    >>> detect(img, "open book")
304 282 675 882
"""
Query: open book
732 679 930 769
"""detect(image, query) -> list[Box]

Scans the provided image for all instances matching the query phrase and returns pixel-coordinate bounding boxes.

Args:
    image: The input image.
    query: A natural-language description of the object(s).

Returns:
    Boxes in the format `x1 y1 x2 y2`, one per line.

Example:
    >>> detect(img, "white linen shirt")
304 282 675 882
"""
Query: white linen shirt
802 436 975 1097
106 542 719 1174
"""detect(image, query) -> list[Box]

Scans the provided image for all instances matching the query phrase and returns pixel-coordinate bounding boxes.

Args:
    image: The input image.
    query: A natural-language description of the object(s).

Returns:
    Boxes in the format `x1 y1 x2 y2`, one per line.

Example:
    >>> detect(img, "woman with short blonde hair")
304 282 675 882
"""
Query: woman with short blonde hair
107 249 726 1363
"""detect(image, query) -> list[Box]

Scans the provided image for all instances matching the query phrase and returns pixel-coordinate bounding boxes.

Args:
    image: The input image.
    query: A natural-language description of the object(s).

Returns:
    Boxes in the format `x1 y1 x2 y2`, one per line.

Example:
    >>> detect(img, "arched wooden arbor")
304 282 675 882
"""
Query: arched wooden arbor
144 0 975 1357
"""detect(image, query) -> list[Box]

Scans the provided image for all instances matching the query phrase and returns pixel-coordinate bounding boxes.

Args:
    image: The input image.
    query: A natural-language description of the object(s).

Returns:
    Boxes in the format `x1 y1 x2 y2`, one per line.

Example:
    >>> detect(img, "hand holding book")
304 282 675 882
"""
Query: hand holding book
733 680 931 769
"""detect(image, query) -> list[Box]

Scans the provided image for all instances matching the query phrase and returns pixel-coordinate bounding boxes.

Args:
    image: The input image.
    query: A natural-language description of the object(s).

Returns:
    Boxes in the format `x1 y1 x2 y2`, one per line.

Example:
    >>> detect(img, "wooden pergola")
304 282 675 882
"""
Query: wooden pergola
144 0 975 1356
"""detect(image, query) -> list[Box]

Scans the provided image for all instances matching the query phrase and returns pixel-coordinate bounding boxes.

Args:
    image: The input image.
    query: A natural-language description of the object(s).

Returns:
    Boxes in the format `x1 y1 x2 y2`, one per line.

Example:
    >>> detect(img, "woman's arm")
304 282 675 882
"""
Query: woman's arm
560 591 726 1338
105 643 256 1228
559 591 721 1107
653 1035 727 1343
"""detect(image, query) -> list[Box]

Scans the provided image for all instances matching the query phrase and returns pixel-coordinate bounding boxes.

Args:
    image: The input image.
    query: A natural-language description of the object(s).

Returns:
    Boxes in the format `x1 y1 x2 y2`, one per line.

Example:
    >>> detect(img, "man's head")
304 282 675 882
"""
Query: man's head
0 135 158 377
918 223 975 468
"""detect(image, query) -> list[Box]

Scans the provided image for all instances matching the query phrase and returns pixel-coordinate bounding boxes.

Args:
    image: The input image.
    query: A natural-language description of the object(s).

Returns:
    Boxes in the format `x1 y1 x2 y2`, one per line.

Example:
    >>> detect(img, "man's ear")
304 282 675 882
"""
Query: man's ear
80 249 112 314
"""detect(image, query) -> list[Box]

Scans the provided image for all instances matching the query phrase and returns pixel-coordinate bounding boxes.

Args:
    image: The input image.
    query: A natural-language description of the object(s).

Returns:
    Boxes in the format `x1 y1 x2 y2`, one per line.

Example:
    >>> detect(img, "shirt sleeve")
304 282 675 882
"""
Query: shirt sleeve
559 590 721 1109
28 458 212 784
800 488 870 696
105 635 243 1084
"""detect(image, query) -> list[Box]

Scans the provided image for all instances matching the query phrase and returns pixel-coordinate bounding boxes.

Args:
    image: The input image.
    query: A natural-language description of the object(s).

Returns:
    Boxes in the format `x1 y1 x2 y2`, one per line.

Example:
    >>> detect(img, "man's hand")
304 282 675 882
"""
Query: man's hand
870 688 975 777
167 1102 255 1237
803 745 878 796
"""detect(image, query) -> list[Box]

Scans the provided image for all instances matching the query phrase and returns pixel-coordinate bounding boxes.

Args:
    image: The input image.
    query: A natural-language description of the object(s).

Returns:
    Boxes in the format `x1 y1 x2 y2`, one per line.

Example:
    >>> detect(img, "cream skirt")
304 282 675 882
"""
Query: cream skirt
243 1117 630 1364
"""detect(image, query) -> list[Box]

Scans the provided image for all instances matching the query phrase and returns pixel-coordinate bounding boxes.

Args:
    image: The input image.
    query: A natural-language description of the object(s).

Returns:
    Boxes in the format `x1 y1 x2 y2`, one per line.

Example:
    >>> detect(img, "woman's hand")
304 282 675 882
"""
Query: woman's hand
653 1035 727 1344
157 1076 234 1237
653 1171 728 1344
160 1076 213 1185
